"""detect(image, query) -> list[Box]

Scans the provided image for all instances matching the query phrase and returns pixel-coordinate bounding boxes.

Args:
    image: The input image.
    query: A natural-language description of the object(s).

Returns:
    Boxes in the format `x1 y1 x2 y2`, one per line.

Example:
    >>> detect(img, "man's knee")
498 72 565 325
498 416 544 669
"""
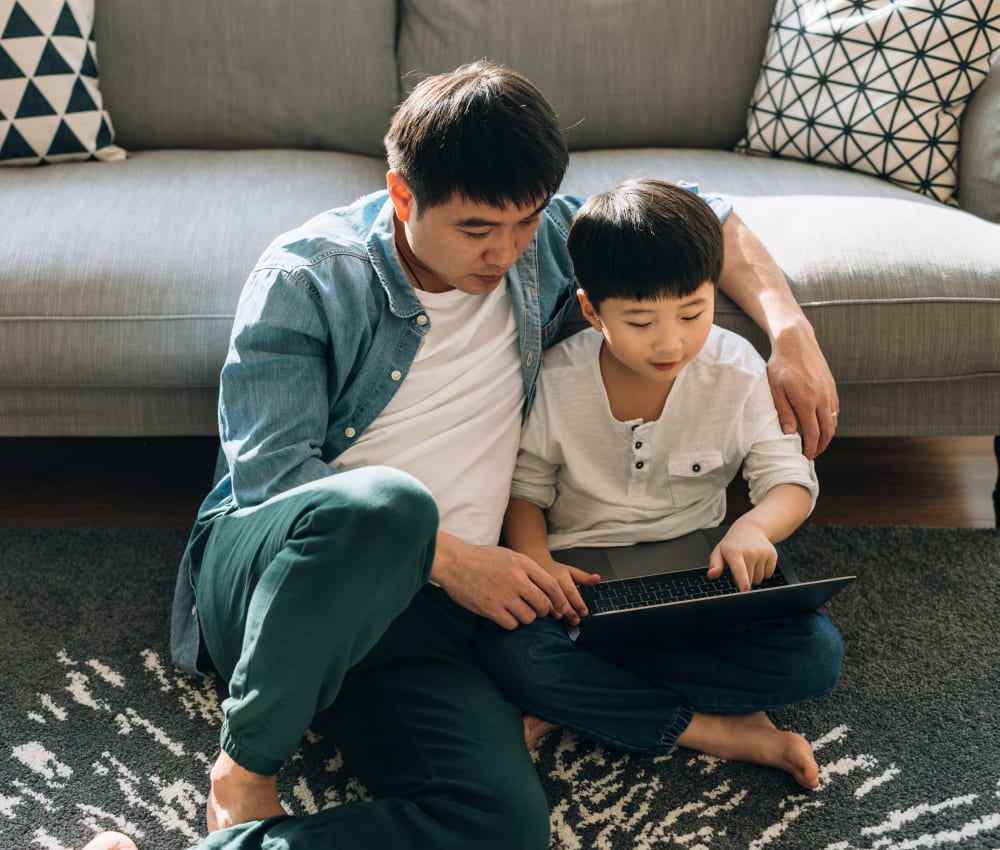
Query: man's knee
291 467 438 585
305 465 438 540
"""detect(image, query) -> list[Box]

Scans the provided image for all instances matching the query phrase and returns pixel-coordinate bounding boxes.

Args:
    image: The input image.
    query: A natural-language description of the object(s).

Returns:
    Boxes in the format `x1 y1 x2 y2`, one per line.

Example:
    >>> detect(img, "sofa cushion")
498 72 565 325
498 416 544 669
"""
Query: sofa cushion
959 59 1000 222
396 0 778 150
560 149 1000 387
736 0 1000 205
0 0 124 164
0 149 386 393
91 0 398 157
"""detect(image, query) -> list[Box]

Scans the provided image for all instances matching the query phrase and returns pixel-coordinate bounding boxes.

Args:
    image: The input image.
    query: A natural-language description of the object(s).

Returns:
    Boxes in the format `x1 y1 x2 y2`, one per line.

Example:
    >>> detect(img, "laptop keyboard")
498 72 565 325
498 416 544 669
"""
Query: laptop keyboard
578 568 789 615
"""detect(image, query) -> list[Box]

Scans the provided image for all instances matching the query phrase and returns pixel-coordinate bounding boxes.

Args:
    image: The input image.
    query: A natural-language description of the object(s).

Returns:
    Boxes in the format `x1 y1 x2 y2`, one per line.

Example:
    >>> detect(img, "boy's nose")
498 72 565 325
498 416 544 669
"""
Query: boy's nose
652 334 681 356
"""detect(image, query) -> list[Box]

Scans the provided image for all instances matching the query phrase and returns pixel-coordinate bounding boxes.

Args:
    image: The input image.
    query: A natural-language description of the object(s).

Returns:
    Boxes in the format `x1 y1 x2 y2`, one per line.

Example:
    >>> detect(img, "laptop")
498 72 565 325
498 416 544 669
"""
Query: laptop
555 526 855 648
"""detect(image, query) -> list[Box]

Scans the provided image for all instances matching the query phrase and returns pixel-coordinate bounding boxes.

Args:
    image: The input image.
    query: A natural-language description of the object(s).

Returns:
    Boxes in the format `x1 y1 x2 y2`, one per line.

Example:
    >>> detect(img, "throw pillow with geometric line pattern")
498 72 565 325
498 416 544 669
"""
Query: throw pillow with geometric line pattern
736 0 1000 205
0 0 124 165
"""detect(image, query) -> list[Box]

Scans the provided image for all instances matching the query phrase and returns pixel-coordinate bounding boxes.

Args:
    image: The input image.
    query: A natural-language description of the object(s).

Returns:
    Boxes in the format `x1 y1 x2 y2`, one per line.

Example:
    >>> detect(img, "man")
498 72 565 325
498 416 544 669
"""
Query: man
105 60 838 850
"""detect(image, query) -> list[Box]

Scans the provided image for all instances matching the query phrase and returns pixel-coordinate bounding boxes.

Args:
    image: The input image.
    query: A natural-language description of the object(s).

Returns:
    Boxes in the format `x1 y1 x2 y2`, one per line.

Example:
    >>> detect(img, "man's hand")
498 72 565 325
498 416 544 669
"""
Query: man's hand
431 531 579 630
767 319 839 459
707 523 778 592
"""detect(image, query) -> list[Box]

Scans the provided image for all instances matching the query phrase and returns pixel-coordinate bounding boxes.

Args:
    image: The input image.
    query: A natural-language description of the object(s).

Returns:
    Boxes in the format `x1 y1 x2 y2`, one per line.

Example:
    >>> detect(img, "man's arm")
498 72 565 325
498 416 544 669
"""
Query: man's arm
717 212 839 458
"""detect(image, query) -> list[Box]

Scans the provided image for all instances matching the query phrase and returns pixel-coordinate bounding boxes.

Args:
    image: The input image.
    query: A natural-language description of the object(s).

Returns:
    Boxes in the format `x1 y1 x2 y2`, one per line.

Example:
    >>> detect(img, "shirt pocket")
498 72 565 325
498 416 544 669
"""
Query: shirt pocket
667 450 727 507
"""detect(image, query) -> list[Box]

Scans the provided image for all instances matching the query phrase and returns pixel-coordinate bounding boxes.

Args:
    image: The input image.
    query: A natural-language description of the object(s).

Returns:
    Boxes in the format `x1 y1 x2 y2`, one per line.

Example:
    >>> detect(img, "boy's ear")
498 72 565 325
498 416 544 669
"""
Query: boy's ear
386 170 415 222
577 288 602 330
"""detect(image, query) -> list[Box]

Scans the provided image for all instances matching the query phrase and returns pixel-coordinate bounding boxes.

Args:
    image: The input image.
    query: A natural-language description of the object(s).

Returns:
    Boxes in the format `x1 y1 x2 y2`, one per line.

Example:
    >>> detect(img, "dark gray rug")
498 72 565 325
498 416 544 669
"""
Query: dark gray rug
2 526 999 850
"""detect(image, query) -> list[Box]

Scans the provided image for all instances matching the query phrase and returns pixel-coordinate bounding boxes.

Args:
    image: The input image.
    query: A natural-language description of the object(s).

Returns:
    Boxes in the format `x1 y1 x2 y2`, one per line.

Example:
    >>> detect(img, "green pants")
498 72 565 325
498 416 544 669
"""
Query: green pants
188 467 550 849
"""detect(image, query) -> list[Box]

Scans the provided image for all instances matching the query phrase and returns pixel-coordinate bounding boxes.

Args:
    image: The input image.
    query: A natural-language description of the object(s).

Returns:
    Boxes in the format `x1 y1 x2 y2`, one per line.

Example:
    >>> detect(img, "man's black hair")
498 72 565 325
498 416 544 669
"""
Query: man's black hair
566 179 725 311
385 60 569 212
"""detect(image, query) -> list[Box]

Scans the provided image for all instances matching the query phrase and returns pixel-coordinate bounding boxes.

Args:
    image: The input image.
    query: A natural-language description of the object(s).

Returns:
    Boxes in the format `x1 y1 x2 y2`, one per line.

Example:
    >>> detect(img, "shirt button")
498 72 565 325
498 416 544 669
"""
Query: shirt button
345 427 356 438
635 461 644 469
390 369 402 381
525 352 534 366
416 314 428 326
692 463 701 472
635 441 642 449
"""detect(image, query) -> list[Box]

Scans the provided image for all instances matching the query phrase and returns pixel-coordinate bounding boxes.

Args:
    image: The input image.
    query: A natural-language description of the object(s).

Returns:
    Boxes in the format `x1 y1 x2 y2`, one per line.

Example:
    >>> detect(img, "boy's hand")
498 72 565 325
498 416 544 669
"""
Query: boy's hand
538 559 601 625
707 524 778 592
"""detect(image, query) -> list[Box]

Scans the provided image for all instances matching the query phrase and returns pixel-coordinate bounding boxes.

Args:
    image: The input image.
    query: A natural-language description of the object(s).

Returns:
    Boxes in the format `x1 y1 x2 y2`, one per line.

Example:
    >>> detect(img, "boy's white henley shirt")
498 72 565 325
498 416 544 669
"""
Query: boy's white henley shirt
511 325 818 551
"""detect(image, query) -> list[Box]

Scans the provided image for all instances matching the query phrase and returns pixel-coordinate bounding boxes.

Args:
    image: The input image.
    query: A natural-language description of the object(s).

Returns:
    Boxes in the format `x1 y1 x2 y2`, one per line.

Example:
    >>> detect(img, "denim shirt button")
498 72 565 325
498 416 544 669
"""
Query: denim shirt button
345 426 356 438
416 314 428 326
525 352 534 366
390 369 402 381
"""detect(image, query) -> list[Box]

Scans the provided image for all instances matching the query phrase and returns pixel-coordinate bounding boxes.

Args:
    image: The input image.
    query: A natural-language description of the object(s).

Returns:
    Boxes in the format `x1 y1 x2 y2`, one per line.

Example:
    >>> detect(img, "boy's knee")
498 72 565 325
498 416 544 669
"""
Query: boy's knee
476 618 568 687
801 614 845 694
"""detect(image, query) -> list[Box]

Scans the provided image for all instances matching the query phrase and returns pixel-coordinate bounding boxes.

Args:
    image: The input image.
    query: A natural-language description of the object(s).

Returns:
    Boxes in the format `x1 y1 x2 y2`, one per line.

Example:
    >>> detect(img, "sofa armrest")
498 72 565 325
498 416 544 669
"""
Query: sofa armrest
958 59 1000 223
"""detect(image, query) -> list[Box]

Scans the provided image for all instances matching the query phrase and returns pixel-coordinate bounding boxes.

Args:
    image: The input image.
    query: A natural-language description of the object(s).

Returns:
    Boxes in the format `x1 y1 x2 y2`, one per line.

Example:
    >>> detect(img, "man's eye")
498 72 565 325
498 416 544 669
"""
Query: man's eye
462 230 489 239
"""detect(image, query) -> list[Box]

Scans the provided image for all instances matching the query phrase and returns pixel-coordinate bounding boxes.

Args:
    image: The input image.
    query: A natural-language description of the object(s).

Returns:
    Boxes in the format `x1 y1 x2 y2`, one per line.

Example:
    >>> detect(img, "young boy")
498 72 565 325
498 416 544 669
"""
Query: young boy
476 179 844 790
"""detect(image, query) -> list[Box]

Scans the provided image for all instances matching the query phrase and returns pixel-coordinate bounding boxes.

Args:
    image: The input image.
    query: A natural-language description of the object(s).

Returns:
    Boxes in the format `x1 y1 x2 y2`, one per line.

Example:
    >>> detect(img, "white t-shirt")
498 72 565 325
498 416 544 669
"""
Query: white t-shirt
332 280 524 545
511 326 818 551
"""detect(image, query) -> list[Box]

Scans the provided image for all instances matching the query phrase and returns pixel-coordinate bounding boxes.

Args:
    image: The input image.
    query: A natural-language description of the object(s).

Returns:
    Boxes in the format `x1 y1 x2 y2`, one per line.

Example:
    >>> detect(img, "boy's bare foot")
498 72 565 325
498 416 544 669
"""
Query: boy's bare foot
676 711 820 789
523 715 561 750
81 832 139 850
206 749 288 832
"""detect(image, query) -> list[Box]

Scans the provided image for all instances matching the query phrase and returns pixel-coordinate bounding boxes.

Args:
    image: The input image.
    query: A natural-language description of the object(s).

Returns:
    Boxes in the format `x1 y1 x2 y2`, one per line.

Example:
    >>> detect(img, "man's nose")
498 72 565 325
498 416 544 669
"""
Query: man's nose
485 230 518 268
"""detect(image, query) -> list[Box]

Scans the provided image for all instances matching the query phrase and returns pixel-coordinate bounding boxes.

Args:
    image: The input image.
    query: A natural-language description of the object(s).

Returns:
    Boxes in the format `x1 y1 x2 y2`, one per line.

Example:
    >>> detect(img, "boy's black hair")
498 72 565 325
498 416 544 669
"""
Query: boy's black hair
384 60 569 213
566 179 725 311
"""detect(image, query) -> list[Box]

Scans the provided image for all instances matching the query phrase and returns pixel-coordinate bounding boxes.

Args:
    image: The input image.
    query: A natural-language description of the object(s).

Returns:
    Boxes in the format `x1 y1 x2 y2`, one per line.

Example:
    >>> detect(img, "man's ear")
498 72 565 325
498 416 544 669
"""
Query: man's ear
577 288 602 330
386 170 415 222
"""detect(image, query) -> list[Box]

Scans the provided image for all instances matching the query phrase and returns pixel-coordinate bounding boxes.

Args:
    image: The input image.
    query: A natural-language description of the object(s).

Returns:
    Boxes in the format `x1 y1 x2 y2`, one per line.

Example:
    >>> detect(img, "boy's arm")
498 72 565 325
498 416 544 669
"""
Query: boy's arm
501 497 599 624
717 212 839 460
503 497 555 566
708 483 814 591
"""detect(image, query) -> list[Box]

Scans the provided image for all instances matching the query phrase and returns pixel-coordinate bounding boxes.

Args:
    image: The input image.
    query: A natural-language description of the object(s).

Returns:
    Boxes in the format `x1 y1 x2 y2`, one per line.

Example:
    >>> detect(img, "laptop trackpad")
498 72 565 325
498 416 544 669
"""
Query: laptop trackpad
604 533 714 579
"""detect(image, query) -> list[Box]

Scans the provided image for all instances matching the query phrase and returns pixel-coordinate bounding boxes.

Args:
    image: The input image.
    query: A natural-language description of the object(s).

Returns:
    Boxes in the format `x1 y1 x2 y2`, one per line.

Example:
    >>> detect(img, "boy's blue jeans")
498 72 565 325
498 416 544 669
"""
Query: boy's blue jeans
476 607 844 754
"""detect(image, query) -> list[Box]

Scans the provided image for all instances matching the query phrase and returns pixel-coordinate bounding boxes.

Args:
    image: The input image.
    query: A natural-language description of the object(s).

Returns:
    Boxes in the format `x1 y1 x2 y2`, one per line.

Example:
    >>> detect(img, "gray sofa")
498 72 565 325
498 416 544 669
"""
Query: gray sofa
2 0 998 513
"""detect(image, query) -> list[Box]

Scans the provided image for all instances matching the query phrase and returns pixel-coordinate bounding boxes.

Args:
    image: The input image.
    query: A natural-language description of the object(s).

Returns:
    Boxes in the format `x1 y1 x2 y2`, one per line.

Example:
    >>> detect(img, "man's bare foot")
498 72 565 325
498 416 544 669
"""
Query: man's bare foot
206 749 288 832
523 715 561 750
676 711 820 789
81 832 138 850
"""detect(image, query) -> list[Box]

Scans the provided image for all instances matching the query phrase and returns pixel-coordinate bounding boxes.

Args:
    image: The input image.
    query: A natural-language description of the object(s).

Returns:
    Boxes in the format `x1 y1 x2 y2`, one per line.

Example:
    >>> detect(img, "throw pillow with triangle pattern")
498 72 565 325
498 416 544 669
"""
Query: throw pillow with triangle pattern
736 0 1000 205
0 0 124 165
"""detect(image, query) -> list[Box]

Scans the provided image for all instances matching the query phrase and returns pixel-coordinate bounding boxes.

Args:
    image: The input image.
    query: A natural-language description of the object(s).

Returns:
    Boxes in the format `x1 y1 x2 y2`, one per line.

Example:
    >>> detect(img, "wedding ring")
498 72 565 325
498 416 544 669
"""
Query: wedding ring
831 411 839 418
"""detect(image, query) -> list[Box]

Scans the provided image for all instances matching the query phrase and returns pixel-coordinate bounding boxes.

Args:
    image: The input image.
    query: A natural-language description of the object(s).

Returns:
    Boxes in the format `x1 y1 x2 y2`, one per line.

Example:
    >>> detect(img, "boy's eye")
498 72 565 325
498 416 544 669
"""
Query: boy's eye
681 311 705 322
627 322 652 329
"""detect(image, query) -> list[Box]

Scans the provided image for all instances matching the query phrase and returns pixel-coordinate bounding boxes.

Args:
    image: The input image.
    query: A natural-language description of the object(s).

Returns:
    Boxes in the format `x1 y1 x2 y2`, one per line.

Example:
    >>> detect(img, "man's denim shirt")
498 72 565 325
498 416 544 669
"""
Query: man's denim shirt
171 187 732 675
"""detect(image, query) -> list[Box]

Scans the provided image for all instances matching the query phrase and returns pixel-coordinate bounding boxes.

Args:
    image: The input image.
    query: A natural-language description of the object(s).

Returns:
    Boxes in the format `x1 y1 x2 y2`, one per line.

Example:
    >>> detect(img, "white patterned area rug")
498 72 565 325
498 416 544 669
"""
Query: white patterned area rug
2 526 998 850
